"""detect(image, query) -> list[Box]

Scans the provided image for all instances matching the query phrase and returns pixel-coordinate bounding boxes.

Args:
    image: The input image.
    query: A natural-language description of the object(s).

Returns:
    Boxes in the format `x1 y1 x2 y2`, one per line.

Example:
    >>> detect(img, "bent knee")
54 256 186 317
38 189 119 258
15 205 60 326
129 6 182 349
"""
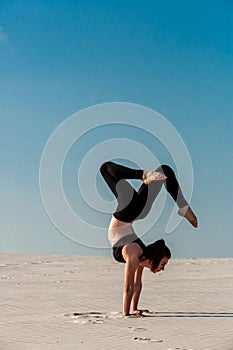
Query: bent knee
158 164 175 177
100 161 112 174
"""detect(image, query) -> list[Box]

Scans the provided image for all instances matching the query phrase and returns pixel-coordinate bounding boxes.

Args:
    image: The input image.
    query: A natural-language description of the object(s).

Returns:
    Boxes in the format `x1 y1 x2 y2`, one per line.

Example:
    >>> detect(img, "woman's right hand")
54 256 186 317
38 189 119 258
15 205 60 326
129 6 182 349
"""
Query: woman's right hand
132 309 150 316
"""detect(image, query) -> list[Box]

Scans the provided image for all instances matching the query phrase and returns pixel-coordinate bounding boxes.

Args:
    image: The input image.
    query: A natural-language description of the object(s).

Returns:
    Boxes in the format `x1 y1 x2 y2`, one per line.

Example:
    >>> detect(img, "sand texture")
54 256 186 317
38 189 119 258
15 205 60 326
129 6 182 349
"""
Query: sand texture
1 254 233 350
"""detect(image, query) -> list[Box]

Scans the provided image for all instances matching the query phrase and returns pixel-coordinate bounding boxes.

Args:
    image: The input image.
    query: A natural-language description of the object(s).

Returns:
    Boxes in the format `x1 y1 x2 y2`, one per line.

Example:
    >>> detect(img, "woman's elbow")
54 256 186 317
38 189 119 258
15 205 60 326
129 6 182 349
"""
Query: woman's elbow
134 282 142 290
124 284 134 294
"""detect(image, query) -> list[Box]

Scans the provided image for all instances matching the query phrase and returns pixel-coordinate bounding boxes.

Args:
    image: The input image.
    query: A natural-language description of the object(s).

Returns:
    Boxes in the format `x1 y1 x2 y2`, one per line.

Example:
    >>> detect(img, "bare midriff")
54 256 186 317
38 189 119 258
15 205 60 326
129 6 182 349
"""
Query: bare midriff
108 216 135 247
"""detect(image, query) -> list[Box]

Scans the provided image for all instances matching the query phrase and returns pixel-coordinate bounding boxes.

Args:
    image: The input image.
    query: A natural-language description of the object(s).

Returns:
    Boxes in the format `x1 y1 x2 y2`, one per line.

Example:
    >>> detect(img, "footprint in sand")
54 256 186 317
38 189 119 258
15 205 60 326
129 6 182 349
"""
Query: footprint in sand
65 311 123 325
73 318 104 325
1 275 13 280
128 326 163 343
128 327 147 332
72 312 106 324
132 337 163 343
166 348 194 350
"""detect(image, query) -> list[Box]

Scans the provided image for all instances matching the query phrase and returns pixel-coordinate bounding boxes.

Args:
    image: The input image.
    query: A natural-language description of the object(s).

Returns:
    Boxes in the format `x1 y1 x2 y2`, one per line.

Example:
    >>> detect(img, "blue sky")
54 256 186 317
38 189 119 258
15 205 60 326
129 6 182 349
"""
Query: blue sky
0 0 232 258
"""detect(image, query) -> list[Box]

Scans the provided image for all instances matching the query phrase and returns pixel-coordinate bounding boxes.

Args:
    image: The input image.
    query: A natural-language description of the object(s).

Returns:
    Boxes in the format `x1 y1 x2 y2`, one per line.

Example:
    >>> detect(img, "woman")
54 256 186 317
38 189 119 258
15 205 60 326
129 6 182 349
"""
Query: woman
100 161 197 316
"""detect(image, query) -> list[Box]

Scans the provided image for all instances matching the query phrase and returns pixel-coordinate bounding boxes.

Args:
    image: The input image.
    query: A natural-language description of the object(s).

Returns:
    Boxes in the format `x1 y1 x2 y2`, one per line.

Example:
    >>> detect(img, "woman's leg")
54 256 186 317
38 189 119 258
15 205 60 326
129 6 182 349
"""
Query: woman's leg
100 161 143 199
138 165 187 206
101 162 154 222
158 165 188 208
137 164 197 226
100 162 197 226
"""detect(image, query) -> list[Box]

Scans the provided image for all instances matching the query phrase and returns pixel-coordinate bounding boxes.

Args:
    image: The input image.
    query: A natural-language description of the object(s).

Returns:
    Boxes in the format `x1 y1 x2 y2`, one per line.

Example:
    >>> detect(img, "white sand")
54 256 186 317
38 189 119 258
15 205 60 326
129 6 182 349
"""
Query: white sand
1 253 233 350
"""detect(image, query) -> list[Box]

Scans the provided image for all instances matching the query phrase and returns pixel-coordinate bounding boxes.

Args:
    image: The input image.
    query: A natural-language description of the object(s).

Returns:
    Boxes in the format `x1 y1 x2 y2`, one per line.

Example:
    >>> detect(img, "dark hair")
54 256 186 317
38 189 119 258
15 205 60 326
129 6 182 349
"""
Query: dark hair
143 239 171 270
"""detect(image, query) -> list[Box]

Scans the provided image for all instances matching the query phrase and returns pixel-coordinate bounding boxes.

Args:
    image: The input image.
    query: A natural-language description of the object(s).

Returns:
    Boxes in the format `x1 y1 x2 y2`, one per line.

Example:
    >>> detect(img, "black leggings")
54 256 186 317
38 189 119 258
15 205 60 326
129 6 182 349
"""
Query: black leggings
100 161 188 223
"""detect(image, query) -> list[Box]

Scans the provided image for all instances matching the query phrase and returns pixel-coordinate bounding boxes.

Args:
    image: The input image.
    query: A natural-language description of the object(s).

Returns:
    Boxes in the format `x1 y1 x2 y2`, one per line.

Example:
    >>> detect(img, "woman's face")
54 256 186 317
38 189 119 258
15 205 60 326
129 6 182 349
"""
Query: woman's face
150 257 169 273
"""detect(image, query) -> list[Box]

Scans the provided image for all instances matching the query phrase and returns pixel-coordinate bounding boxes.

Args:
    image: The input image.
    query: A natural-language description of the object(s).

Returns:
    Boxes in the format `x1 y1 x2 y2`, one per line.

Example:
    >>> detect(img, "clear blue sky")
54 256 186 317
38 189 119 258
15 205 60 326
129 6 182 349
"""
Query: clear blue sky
1 0 232 258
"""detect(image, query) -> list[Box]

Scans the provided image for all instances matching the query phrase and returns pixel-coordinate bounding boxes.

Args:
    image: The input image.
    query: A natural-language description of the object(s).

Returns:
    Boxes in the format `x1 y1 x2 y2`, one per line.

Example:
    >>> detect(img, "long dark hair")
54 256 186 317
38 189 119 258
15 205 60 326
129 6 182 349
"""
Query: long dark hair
143 239 171 269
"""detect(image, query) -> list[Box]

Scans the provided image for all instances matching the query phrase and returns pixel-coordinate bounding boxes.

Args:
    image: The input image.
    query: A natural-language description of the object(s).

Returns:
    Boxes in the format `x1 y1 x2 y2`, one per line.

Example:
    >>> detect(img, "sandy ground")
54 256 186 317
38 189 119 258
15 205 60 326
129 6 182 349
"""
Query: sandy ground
0 253 232 350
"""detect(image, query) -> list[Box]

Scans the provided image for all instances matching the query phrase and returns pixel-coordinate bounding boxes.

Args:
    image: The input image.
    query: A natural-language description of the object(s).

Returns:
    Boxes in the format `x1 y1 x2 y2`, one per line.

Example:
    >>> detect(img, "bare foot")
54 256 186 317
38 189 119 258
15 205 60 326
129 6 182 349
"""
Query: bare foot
143 170 167 184
178 205 198 228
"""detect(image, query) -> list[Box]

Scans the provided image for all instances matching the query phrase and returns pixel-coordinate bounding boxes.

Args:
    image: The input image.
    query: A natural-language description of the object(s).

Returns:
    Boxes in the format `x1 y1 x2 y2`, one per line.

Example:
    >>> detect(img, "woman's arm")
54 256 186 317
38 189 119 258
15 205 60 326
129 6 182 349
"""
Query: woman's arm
123 256 139 316
122 243 143 316
132 265 144 313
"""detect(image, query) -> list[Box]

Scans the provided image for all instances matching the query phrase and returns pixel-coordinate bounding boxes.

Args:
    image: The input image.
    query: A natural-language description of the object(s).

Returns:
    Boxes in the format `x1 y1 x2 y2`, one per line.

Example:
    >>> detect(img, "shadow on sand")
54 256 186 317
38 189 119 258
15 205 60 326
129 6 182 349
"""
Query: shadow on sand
68 311 233 319
144 311 233 318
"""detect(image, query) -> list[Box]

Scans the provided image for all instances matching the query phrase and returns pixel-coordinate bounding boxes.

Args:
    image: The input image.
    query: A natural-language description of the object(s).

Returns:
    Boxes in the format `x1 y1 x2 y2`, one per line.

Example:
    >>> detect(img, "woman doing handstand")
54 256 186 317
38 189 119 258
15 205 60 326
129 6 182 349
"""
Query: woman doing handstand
100 161 198 316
